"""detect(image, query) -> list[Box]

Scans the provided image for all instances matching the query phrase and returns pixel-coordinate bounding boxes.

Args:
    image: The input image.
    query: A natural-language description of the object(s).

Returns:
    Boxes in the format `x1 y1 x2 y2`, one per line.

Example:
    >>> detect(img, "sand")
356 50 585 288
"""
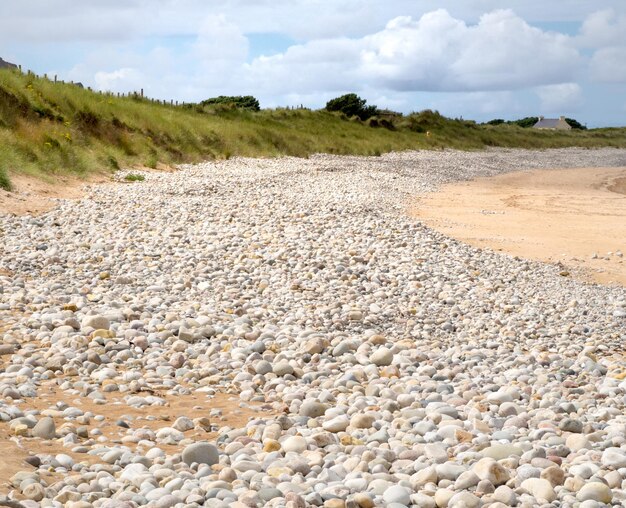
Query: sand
0 174 97 216
413 167 626 286
0 383 275 489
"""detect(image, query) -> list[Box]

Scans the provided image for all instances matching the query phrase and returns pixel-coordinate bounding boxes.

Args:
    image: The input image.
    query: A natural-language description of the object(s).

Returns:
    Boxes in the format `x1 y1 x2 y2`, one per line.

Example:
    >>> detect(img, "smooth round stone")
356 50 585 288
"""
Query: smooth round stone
32 417 56 439
273 361 294 376
493 485 516 505
382 486 411 505
370 347 393 366
559 418 584 433
22 482 45 501
438 463 467 482
472 458 510 486
540 465 565 486
258 487 283 502
481 444 523 460
300 401 328 418
350 414 376 429
154 495 182 508
82 315 110 330
323 416 349 433
601 448 626 468
255 360 273 375
577 482 613 503
567 434 591 451
283 436 307 453
448 491 480 508
521 478 557 502
182 442 219 466
352 493 374 508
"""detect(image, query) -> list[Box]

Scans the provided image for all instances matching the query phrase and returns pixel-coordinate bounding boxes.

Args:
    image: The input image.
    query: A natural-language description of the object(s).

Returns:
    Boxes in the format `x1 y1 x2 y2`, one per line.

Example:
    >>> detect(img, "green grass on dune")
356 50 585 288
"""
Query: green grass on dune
1 69 626 190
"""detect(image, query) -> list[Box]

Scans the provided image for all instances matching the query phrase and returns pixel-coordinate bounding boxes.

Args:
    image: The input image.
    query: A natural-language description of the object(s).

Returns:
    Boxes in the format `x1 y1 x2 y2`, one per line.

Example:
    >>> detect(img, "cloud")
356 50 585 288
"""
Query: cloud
249 9 581 94
590 47 626 83
194 15 248 63
536 83 583 112
94 68 144 92
578 9 626 48
577 10 626 84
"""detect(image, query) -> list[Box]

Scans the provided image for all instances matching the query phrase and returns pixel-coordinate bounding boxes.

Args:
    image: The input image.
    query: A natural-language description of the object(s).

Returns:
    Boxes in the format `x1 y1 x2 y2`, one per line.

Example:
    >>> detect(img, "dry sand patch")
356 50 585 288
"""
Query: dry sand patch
0 383 274 490
413 167 626 286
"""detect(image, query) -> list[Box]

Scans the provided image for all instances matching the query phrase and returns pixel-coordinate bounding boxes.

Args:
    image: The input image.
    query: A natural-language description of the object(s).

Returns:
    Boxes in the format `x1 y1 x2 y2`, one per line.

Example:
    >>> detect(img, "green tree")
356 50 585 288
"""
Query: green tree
513 117 539 128
325 93 378 121
564 117 587 130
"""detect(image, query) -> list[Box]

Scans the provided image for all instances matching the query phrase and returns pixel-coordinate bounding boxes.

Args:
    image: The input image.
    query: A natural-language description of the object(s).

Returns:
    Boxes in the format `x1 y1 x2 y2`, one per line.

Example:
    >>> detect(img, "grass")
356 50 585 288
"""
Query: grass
1 68 626 190
124 173 145 182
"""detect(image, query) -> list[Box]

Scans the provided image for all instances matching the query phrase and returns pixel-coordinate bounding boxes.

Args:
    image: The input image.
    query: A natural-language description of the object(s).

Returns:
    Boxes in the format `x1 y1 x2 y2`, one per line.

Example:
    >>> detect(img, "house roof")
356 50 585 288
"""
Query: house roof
0 57 17 70
534 118 561 128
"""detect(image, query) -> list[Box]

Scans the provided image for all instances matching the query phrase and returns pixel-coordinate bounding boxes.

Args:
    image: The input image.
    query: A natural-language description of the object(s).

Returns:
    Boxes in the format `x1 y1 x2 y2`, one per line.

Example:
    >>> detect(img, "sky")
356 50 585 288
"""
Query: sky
1 1 625 127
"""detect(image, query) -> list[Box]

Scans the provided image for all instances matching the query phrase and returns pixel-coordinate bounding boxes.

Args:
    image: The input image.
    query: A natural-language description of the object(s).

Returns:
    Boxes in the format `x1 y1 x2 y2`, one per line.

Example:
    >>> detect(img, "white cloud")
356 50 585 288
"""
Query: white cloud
249 9 581 94
590 47 626 83
3 0 623 44
94 68 143 92
578 9 626 48
536 83 583 112
194 15 248 63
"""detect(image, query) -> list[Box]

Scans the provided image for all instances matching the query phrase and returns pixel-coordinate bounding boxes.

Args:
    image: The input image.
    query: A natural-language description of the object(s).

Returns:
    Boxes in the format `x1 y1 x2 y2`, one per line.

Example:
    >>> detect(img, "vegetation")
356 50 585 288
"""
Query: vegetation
200 95 260 111
1 69 625 190
564 118 587 130
486 116 587 130
325 93 378 121
124 173 145 182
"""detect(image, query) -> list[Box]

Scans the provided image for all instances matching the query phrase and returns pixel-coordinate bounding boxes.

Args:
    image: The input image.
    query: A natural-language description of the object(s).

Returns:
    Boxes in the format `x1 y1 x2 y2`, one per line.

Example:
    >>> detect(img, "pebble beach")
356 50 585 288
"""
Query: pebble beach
1 147 626 508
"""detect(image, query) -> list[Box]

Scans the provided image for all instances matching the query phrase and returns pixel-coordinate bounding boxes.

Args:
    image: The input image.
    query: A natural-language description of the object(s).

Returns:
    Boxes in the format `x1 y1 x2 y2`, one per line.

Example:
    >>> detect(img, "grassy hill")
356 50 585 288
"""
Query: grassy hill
1 68 626 191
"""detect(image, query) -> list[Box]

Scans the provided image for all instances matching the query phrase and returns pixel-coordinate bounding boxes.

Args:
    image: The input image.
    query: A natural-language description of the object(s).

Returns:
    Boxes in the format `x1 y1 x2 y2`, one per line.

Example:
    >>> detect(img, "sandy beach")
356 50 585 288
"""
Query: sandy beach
414 166 626 286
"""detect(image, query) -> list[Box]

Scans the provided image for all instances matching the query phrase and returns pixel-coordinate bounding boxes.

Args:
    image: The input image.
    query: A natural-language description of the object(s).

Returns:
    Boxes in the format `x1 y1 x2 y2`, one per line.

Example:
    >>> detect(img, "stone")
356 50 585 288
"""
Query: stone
82 315 110 330
22 482 45 501
472 458 510 486
283 436 307 453
352 493 374 508
350 413 376 429
481 444 523 460
323 416 350 433
300 401 328 418
492 485 516 505
182 442 219 466
540 465 565 486
577 483 613 503
601 448 626 469
448 491 480 508
382 485 411 505
521 478 557 502
370 347 393 366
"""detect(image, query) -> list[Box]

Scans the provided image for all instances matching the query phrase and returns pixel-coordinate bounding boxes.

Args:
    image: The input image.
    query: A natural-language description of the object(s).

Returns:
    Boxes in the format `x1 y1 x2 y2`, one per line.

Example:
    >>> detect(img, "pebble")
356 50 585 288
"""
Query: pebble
182 442 219 466
577 482 613 503
1 148 626 506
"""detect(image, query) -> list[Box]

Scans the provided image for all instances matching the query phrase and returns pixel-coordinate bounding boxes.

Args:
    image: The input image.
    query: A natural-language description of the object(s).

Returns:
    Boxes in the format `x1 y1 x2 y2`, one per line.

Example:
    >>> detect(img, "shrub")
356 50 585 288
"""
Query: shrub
124 173 145 182
565 118 587 130
486 119 505 125
0 167 11 191
513 117 539 128
325 93 378 121
200 95 260 111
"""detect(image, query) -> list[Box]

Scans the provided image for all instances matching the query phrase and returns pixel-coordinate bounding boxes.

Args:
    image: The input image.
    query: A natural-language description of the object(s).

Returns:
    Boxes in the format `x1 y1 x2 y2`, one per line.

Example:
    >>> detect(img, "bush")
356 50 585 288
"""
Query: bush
486 119 505 125
325 93 378 121
200 96 260 111
124 173 145 182
513 117 539 128
565 117 587 130
0 167 11 191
